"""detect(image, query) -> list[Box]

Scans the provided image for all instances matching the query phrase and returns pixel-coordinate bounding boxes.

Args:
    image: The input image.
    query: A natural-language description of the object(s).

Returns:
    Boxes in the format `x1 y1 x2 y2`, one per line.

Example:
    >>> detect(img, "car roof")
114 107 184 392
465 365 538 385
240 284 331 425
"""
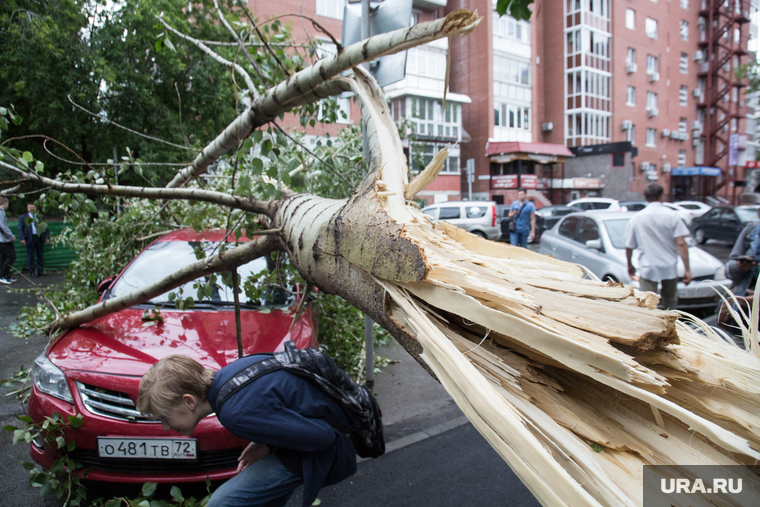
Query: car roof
424 201 496 208
568 197 618 203
156 228 253 243
560 211 636 220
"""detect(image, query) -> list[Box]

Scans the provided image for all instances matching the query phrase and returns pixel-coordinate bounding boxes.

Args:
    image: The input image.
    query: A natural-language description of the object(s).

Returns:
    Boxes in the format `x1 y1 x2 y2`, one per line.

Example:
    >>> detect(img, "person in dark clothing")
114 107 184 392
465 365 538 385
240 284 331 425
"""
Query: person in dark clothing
726 208 760 298
17 202 49 277
137 354 357 507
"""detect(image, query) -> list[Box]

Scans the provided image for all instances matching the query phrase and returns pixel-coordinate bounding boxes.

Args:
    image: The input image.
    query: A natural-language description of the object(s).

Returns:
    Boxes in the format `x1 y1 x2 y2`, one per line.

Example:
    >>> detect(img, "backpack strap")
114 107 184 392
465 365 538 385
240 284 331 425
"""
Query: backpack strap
215 356 285 412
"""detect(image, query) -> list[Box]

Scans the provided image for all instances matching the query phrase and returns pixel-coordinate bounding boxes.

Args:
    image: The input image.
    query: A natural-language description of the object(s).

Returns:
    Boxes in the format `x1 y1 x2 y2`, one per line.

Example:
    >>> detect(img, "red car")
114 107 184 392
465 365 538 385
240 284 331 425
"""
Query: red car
27 229 317 483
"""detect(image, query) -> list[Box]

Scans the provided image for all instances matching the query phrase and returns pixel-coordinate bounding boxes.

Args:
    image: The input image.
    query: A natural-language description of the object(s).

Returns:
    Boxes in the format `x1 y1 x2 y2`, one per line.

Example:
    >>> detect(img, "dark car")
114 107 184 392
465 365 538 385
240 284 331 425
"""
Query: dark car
535 205 580 237
689 205 760 245
619 201 648 212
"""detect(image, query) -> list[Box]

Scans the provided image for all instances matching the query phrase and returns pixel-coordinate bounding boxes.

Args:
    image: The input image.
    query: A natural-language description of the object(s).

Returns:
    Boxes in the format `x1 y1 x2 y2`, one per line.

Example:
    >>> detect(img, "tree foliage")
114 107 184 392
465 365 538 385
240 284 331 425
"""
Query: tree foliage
495 0 534 21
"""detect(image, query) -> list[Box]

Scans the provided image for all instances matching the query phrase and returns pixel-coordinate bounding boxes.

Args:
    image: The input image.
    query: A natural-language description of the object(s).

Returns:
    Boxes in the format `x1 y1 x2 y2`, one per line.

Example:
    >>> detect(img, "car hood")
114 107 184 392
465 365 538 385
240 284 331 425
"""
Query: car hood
608 244 722 278
48 307 315 376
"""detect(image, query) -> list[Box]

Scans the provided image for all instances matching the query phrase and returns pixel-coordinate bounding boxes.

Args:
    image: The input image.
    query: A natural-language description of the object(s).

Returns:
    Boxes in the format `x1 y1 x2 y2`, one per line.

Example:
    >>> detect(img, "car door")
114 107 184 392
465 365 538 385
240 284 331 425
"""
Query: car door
437 206 462 226
547 215 582 260
697 208 721 240
718 209 742 243
572 217 606 277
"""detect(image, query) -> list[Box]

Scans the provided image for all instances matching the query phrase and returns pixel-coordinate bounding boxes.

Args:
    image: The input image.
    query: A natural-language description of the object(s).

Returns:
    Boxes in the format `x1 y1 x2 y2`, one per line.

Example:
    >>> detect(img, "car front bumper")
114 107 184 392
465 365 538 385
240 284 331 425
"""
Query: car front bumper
27 371 247 483
675 278 732 309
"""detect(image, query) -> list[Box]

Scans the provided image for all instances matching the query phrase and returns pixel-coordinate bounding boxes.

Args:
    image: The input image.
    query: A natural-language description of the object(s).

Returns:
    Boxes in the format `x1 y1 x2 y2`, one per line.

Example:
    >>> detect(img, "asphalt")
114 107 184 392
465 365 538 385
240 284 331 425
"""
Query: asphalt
0 238 735 506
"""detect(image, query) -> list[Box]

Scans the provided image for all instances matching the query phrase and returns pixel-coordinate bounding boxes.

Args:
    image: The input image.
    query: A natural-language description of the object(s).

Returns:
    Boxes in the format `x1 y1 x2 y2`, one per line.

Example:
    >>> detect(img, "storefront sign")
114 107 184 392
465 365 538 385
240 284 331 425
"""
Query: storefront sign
572 178 602 189
746 160 760 169
520 174 538 189
491 175 518 189
527 154 558 164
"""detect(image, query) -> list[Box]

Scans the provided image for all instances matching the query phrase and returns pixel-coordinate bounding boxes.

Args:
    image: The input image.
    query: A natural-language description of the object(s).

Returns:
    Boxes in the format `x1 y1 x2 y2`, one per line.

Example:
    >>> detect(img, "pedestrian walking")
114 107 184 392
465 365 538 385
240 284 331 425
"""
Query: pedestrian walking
508 189 536 248
18 202 49 277
725 208 760 299
0 196 17 285
624 184 691 310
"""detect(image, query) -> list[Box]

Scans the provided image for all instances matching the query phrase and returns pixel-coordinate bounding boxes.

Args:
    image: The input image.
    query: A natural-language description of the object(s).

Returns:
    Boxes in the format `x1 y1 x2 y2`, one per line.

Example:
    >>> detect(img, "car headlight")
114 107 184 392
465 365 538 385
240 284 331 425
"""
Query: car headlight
32 355 73 403
714 265 727 281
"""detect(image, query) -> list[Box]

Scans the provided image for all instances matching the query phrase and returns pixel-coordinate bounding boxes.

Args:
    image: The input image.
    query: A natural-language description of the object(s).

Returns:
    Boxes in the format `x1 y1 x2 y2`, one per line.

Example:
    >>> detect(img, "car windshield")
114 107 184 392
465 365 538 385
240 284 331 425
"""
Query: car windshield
735 208 760 223
109 241 289 306
603 219 630 249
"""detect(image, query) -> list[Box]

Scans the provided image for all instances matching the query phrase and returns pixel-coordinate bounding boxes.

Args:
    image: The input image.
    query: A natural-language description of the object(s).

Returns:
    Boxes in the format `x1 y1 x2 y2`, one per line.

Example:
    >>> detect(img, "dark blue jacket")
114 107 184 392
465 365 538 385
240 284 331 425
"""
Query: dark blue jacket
17 213 49 243
208 354 357 507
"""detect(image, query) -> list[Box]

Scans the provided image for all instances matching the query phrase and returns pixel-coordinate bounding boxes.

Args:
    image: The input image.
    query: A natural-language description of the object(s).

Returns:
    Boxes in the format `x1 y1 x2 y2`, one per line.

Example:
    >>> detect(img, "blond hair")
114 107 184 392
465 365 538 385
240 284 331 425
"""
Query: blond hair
137 355 216 417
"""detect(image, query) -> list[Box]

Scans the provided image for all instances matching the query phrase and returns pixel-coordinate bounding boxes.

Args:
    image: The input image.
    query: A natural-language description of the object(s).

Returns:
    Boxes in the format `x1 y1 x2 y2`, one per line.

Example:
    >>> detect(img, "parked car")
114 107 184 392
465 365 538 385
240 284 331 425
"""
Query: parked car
619 201 648 212
662 202 695 226
422 200 500 240
534 205 579 239
27 229 317 483
671 200 712 218
567 197 623 212
539 212 731 311
689 205 760 245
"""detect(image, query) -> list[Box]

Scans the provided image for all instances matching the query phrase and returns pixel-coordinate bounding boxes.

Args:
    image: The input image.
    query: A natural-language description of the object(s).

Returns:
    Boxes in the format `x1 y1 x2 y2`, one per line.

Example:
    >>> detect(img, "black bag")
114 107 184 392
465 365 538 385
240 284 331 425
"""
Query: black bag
508 202 527 232
215 341 385 459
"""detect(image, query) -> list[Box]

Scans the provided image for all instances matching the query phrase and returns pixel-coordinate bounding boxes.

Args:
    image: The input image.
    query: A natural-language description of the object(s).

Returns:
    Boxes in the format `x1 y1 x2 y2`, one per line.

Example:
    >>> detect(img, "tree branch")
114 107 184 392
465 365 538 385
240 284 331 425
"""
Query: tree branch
157 15 258 97
212 0 268 91
235 0 291 78
166 10 481 188
0 160 274 216
45 234 280 332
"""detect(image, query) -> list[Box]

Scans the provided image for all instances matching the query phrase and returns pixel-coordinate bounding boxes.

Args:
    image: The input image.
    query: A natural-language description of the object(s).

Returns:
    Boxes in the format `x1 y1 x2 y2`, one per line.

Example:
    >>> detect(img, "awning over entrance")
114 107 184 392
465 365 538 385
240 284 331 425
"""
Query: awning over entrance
485 142 574 164
670 166 721 176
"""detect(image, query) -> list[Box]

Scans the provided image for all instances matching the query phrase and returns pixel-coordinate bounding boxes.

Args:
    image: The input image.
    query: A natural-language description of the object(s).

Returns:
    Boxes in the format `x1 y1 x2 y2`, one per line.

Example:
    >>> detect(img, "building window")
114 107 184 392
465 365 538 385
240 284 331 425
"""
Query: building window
646 55 659 74
678 149 687 166
493 14 530 42
646 128 657 147
316 0 345 20
627 47 636 64
646 92 658 111
494 102 530 130
679 117 688 132
626 8 636 30
407 47 446 79
409 98 460 140
680 0 689 9
412 142 460 174
679 86 688 106
680 20 689 41
494 55 530 85
645 18 658 39
627 124 636 144
627 86 636 106
680 52 689 73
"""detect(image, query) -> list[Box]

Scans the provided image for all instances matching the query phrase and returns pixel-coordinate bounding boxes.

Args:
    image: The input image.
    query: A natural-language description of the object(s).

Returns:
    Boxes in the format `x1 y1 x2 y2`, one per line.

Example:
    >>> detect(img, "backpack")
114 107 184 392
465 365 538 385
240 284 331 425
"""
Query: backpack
214 341 385 459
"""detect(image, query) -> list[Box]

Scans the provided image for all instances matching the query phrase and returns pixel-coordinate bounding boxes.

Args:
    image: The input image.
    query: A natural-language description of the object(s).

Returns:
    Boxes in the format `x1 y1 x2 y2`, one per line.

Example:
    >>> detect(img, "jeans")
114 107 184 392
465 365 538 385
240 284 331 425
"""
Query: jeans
25 235 44 274
510 229 529 248
208 452 303 507
0 241 15 278
640 277 678 310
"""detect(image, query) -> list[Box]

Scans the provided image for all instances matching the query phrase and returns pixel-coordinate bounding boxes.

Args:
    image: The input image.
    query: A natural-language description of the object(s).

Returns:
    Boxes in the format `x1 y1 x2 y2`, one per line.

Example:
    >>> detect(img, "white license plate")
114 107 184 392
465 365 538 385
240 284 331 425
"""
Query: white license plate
97 438 197 460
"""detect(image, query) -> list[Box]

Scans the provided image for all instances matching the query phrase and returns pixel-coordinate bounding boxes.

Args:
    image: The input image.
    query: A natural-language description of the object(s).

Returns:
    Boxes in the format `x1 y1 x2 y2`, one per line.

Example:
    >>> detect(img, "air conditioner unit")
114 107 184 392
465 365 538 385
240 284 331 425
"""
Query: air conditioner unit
693 89 702 98
662 163 671 174
662 129 671 137
542 122 554 132
691 120 702 130
693 50 704 62
626 62 637 74
641 162 651 171
621 120 632 130
649 71 660 82
647 107 659 118
692 138 700 147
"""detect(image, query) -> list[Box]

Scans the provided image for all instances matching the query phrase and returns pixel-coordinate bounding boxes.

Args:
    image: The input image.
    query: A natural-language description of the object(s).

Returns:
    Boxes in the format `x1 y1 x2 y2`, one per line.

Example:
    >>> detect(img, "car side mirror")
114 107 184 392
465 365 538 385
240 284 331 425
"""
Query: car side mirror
97 275 117 296
585 239 603 251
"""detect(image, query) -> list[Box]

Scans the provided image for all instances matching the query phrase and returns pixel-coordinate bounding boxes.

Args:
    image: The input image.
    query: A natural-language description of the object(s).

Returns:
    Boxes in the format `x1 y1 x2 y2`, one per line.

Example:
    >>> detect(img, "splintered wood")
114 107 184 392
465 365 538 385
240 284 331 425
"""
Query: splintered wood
347 63 760 506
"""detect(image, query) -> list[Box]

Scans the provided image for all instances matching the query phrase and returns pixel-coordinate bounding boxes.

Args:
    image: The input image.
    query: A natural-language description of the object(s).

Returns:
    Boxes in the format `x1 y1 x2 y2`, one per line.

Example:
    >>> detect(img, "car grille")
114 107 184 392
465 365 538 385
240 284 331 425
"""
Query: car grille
70 448 242 474
76 382 159 423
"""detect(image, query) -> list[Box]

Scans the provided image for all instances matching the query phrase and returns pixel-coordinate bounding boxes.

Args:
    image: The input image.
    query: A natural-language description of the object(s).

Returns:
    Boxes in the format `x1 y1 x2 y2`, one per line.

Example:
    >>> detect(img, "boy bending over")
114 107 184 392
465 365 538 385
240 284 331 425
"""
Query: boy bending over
137 354 357 507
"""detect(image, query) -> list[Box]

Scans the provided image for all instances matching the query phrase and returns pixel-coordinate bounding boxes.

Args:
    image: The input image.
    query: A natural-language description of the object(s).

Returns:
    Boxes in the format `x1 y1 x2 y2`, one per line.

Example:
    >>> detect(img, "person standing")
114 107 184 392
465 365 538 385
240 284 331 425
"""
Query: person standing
0 196 17 285
508 189 536 248
17 202 49 277
624 184 692 310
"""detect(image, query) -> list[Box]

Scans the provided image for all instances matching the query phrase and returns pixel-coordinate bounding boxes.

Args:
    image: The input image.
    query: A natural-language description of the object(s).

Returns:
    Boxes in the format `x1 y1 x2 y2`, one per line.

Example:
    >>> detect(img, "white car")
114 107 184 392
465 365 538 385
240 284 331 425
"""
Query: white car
662 202 695 225
421 201 500 240
538 211 731 311
567 197 623 212
670 201 712 218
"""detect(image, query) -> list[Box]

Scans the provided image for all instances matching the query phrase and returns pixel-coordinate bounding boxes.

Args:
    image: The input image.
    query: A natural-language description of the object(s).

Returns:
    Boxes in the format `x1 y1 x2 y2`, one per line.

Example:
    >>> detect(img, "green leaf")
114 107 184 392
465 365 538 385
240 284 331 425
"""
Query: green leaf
138 501 151 507
590 442 603 453
22 461 36 470
266 165 278 178
55 436 66 449
251 158 263 174
142 482 158 498
66 440 76 452
22 151 34 163
164 37 176 52
253 130 263 143
3 425 18 431
167 292 177 302
170 485 184 502
36 222 48 234
104 499 122 507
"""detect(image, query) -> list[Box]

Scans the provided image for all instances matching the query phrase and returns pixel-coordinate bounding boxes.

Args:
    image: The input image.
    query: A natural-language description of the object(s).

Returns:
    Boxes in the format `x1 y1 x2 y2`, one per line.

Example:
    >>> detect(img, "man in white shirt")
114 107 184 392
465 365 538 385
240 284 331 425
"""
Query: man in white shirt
624 184 691 310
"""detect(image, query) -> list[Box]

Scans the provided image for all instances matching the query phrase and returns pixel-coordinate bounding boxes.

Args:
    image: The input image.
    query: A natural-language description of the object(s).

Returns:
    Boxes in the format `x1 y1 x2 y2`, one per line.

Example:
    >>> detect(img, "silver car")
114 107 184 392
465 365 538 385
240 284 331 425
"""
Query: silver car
422 201 500 240
538 211 731 310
